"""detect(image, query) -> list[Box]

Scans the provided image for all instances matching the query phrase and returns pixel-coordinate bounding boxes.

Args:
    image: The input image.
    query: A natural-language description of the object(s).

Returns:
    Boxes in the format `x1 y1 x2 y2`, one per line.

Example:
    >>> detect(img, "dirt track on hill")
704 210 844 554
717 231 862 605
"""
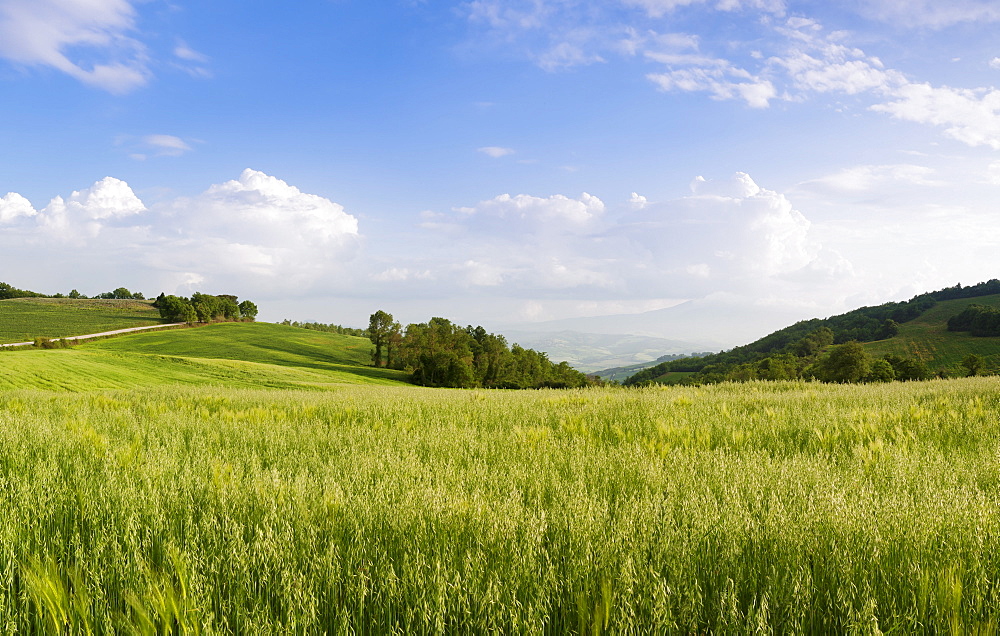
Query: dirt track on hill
0 323 187 348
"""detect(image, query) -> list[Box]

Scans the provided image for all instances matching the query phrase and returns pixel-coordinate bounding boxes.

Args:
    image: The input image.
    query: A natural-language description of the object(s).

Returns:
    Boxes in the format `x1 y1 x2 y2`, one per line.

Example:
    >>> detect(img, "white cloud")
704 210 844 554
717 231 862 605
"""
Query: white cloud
629 192 648 208
871 83 1000 150
0 170 361 298
173 41 207 64
33 176 145 241
537 41 605 70
458 192 605 226
477 146 515 157
172 40 211 78
143 134 193 157
0 0 149 93
0 192 36 223
990 57 1000 70
623 0 785 18
802 164 942 192
188 169 359 249
856 0 1000 28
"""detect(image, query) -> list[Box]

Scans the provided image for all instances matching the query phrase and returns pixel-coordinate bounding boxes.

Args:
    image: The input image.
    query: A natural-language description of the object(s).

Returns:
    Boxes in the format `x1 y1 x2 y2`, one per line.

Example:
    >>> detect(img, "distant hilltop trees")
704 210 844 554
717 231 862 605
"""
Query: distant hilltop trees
1 282 145 300
153 292 258 324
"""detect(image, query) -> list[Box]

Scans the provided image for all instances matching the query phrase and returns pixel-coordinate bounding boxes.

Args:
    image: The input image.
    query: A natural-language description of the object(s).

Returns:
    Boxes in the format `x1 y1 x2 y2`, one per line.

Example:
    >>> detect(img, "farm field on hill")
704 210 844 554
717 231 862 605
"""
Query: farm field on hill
866 294 1000 374
0 298 164 343
0 323 408 390
2 379 999 632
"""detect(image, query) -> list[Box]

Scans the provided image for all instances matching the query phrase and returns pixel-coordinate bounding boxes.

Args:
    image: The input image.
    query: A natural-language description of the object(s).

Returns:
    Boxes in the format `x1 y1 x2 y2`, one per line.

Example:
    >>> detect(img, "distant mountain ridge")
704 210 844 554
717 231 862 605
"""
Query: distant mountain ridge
501 330 713 373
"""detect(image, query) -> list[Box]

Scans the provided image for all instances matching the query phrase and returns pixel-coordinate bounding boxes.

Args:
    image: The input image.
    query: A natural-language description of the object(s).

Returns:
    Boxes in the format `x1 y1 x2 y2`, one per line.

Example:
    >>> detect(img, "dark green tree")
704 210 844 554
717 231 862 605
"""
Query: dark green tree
962 354 986 377
810 341 872 383
158 295 197 323
238 300 258 321
368 310 394 367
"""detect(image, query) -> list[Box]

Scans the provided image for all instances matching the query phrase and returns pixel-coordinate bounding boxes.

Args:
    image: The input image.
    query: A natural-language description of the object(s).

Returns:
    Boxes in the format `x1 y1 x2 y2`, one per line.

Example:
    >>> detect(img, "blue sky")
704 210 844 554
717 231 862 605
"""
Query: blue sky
3 0 1000 342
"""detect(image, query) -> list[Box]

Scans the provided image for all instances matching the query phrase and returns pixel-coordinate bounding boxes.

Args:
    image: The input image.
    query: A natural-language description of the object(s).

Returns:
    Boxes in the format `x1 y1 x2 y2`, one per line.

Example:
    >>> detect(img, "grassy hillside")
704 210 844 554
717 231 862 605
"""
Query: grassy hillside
0 297 164 343
865 294 1000 374
0 323 408 390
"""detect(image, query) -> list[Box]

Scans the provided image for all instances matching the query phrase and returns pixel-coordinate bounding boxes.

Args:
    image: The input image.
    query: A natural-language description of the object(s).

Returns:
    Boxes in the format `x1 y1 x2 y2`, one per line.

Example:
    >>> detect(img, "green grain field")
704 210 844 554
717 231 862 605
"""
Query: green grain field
1 373 999 632
0 298 165 343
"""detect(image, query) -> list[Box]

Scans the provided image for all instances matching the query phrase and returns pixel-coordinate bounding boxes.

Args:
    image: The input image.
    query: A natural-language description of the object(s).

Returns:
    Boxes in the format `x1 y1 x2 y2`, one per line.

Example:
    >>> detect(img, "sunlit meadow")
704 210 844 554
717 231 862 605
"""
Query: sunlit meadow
1 379 999 633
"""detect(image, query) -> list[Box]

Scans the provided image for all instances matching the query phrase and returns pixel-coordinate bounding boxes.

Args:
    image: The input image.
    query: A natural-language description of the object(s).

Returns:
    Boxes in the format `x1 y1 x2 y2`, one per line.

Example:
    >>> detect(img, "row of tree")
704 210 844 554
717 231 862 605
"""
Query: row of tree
154 293 258 323
367 311 595 389
0 282 154 300
279 320 366 337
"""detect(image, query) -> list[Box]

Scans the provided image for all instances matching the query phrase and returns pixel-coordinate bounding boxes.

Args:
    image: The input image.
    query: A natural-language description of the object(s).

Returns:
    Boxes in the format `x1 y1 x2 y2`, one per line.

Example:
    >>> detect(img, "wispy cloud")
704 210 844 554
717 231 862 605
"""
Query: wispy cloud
0 0 149 93
172 40 211 78
477 146 515 158
143 134 194 157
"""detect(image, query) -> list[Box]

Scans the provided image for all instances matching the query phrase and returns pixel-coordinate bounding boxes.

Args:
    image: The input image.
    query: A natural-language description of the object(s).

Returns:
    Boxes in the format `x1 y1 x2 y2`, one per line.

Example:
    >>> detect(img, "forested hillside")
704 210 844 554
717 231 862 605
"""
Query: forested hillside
627 279 1000 385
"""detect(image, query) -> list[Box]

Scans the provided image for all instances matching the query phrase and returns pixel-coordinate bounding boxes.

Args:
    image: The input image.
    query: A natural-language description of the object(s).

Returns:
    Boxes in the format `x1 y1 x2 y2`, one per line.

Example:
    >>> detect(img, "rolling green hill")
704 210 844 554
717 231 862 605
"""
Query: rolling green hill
0 297 164 343
864 294 1000 374
627 282 1000 385
0 322 408 390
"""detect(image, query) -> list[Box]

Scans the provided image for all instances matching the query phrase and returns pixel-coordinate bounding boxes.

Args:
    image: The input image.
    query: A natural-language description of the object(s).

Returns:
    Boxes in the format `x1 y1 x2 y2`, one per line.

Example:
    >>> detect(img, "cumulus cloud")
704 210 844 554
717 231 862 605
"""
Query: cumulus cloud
0 0 149 93
400 172 836 307
0 192 36 223
457 192 605 227
29 176 146 241
0 170 361 298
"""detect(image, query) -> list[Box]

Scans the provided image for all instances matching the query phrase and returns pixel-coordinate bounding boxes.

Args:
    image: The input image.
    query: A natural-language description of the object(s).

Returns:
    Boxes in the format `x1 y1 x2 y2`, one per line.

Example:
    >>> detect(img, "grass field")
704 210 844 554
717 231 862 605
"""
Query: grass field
865 294 1000 374
0 323 408 389
0 298 164 343
1 377 999 632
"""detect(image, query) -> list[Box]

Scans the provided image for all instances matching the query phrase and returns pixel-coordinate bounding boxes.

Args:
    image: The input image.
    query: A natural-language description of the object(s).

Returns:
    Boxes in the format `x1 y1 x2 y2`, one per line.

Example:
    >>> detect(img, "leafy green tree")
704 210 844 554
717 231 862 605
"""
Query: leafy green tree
883 355 930 381
238 300 258 321
368 310 394 367
879 319 900 339
962 354 986 377
157 295 197 323
385 321 402 369
810 341 872 383
865 358 896 382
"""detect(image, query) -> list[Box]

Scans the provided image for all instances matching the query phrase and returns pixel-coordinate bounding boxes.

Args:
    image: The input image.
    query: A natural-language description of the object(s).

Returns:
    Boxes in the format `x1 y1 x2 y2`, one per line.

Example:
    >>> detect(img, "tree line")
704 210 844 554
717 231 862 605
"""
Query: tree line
153 293 258 323
367 310 596 389
279 320 366 337
2 282 145 301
